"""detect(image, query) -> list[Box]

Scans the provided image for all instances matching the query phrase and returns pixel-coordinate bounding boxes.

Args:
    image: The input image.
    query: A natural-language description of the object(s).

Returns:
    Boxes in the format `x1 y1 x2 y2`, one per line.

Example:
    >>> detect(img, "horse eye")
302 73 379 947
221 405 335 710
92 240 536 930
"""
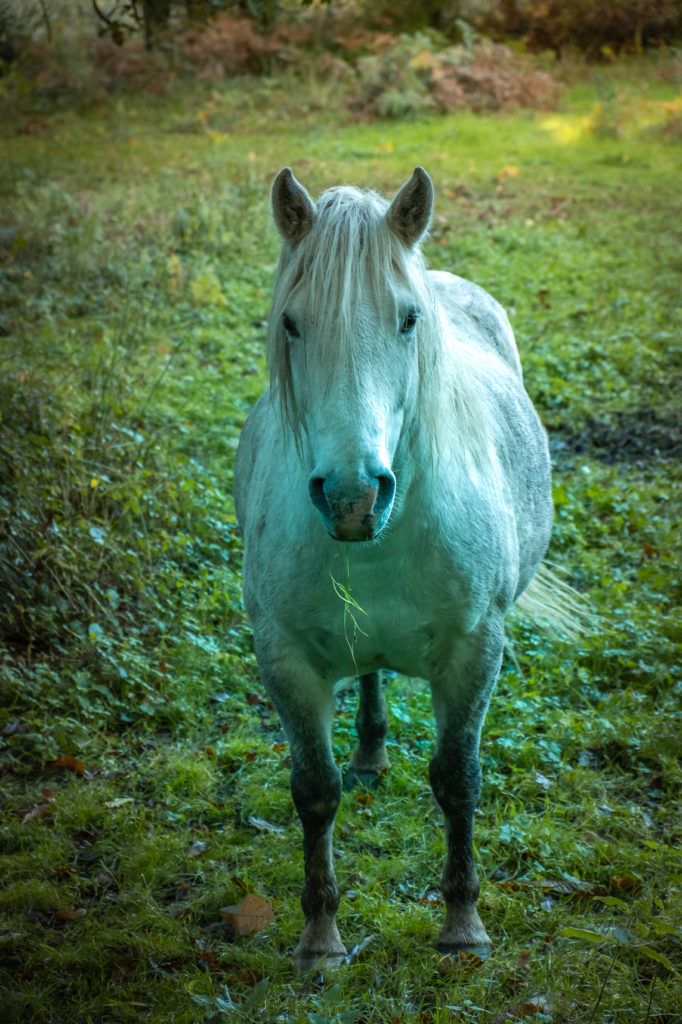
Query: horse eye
283 313 300 338
400 310 419 334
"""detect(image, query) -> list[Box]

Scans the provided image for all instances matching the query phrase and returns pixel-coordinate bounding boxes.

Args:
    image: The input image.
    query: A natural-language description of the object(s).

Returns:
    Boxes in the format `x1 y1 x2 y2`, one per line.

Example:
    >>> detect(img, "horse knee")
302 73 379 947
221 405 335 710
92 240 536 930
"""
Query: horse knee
429 746 481 816
291 760 342 830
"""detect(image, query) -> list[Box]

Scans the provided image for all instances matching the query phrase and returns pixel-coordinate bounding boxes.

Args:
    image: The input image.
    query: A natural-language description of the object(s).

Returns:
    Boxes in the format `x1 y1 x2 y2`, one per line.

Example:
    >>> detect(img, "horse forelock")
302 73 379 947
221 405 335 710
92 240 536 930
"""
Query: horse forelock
267 184 494 475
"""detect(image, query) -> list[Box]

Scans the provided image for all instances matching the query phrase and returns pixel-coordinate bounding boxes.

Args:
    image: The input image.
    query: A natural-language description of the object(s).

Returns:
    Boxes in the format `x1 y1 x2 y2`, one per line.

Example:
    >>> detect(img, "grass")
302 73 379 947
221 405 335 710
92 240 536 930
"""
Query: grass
1 53 681 1023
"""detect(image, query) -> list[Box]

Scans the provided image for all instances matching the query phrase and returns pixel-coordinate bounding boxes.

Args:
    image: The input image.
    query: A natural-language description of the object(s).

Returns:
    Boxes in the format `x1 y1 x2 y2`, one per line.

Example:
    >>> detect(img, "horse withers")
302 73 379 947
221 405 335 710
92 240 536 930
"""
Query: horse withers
234 167 555 968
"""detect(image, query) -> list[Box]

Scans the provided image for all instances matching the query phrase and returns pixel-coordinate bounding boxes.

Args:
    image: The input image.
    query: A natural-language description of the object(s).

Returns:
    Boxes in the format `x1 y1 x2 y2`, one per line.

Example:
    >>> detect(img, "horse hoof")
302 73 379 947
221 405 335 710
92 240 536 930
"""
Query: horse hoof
294 949 348 973
436 941 491 961
342 767 383 791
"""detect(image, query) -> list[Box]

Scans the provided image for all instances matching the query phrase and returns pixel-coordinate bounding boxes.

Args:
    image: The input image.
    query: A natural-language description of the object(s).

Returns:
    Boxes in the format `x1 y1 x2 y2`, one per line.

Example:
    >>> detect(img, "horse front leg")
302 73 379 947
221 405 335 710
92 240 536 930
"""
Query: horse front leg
428 627 503 954
258 651 347 969
291 731 345 968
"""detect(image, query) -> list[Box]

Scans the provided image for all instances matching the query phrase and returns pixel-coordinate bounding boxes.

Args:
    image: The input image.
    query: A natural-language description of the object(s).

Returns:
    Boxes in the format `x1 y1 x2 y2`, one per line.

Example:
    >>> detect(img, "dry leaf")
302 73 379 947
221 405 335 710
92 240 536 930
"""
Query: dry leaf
514 949 532 972
2 719 29 737
57 907 87 921
188 841 209 858
610 874 641 893
435 947 486 974
247 815 286 835
420 889 444 907
50 755 85 773
518 993 554 1018
22 788 55 824
220 894 274 935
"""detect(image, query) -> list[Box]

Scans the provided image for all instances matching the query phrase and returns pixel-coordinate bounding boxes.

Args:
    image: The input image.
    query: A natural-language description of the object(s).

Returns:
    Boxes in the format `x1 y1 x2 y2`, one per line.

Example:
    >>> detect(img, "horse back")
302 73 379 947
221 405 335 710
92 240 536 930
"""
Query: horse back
429 270 523 379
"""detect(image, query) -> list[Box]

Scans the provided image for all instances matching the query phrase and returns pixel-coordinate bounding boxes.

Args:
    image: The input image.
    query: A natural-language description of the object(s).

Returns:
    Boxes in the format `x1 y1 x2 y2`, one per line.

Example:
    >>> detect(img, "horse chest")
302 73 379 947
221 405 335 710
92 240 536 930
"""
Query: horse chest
277 534 493 678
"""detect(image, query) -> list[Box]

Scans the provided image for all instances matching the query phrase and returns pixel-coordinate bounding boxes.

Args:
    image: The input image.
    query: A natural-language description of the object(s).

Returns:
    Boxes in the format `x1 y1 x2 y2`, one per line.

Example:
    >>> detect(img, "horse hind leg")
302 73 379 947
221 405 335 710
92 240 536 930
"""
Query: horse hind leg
344 671 389 789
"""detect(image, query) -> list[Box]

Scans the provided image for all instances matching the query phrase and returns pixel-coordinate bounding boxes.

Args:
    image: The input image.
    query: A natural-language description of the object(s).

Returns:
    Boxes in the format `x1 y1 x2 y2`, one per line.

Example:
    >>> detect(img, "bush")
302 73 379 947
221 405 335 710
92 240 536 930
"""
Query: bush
180 14 297 77
351 33 562 119
468 0 682 57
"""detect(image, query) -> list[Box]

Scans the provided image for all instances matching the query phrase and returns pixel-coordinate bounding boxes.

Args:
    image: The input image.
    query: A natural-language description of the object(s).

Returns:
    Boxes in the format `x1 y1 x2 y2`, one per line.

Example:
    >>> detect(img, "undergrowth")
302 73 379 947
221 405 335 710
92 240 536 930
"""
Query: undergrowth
0 15 562 125
0 52 680 1024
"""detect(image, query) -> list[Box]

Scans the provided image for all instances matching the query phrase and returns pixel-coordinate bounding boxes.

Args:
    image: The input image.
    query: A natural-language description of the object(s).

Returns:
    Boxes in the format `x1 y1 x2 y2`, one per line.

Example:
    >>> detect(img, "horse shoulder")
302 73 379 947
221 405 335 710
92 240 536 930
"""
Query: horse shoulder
234 389 279 530
428 270 522 378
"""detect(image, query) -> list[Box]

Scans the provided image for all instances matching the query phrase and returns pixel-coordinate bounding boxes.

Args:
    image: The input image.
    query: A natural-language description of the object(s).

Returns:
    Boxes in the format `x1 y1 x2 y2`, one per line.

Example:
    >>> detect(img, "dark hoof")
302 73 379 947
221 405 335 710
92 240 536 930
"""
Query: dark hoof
436 942 491 961
342 767 384 791
294 950 347 973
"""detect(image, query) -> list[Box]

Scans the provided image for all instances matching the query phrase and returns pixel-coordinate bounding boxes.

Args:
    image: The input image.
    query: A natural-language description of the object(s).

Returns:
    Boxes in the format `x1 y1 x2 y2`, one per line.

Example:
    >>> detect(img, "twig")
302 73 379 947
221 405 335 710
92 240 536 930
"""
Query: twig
587 910 636 1024
644 976 656 1023
587 950 617 1024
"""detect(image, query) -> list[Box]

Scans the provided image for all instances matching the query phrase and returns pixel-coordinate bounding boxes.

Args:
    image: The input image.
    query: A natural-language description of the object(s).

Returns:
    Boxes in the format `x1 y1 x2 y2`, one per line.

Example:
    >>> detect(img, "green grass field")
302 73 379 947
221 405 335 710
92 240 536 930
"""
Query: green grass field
1 56 681 1023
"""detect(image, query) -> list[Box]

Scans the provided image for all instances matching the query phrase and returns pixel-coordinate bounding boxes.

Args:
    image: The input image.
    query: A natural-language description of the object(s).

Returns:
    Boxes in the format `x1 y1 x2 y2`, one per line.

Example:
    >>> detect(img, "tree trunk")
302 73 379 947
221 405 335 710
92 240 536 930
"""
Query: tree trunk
143 0 172 50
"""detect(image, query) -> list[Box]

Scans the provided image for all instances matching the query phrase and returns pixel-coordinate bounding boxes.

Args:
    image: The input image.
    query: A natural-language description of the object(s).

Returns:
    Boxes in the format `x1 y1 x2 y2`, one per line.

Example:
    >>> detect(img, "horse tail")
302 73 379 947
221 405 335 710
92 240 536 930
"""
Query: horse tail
513 563 593 642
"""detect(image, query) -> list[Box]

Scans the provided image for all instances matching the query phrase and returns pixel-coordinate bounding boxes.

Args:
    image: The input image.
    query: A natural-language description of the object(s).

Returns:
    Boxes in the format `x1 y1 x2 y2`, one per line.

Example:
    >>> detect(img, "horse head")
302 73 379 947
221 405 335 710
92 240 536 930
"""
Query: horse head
269 167 434 542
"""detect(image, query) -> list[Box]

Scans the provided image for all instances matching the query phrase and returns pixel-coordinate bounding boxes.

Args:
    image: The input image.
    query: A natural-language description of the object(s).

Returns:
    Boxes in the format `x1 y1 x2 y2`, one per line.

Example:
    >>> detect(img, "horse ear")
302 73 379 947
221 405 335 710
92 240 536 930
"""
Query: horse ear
386 167 434 247
271 167 316 245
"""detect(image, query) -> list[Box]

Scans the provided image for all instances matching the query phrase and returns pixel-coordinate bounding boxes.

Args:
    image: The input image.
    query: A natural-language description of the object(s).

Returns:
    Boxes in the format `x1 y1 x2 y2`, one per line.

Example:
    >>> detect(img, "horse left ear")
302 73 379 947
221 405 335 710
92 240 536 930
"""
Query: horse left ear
271 167 316 246
386 167 434 247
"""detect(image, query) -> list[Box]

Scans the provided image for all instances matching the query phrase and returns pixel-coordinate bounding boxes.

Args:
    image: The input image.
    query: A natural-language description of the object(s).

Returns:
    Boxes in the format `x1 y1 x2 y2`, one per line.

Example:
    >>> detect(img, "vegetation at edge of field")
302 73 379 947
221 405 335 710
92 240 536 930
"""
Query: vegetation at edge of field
0 52 681 1024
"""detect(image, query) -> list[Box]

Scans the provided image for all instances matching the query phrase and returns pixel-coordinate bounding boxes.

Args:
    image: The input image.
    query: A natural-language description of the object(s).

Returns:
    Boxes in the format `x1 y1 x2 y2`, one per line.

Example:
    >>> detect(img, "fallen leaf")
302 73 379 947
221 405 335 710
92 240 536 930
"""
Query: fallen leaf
22 787 55 824
2 719 29 737
345 933 375 965
104 797 134 809
518 993 554 1018
434 947 486 974
420 889 444 907
561 926 603 942
188 841 209 858
496 164 520 181
57 907 87 921
50 755 85 774
610 874 642 893
507 948 533 989
537 878 603 895
247 815 286 835
220 894 274 935
514 949 532 972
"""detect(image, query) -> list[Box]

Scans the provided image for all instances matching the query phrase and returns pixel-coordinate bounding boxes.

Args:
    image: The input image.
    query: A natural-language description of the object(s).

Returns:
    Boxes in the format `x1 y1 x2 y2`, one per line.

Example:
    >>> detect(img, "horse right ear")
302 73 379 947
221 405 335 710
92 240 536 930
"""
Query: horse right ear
271 167 316 245
386 167 434 247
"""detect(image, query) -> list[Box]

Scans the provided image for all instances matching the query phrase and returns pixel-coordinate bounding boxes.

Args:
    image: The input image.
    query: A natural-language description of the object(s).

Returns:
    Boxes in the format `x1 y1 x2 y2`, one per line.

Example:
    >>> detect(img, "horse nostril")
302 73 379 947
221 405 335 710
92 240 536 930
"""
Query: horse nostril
374 472 396 515
308 476 329 516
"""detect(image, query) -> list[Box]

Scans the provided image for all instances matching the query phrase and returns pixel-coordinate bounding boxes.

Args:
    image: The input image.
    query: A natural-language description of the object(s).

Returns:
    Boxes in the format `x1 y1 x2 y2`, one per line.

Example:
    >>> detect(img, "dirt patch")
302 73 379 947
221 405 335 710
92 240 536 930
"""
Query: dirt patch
550 407 682 464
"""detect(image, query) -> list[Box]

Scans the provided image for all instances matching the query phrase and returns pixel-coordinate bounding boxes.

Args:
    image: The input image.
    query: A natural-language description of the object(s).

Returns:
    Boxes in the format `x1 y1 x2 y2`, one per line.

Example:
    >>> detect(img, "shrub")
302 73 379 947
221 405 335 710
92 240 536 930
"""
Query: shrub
468 0 682 58
180 14 296 78
351 34 562 119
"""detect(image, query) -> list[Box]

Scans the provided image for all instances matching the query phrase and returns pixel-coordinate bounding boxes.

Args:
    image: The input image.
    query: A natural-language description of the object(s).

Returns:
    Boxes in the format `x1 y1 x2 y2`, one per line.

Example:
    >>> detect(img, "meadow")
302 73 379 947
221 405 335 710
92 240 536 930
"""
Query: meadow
1 52 681 1023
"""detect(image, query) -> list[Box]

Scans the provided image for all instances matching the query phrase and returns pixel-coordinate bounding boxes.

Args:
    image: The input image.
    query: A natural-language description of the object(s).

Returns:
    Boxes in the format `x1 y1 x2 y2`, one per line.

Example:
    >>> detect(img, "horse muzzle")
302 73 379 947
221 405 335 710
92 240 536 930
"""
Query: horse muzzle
308 468 396 542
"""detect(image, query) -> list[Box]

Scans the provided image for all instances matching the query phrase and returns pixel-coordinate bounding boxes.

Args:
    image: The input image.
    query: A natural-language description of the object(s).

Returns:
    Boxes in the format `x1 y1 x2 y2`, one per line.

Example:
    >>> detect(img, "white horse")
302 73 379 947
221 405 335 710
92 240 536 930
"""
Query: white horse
234 167 557 969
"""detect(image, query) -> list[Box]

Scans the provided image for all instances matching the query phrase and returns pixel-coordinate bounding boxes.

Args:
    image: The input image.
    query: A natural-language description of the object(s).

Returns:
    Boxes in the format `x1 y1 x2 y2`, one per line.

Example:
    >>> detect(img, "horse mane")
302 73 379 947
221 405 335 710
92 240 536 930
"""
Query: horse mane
267 184 495 476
